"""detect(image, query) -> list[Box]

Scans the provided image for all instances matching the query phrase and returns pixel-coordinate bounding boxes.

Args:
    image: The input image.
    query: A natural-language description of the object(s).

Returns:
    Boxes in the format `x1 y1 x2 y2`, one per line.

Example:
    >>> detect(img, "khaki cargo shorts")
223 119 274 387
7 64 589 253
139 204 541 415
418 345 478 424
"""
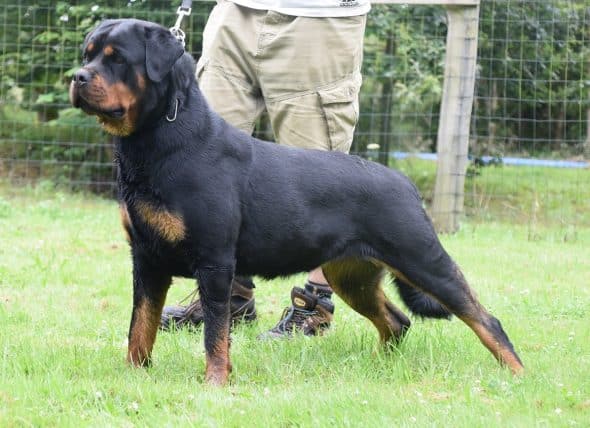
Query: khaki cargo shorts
196 1 366 153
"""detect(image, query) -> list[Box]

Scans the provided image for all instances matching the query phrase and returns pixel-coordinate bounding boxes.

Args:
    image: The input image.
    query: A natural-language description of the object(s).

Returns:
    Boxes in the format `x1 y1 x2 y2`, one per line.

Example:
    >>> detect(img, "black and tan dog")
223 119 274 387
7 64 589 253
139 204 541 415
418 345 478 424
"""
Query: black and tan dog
70 19 523 385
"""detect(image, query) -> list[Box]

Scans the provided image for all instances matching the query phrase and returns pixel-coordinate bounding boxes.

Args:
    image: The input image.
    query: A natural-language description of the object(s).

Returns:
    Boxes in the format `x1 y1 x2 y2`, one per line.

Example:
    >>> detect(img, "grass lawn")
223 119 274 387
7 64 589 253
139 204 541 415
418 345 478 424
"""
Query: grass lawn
0 182 589 427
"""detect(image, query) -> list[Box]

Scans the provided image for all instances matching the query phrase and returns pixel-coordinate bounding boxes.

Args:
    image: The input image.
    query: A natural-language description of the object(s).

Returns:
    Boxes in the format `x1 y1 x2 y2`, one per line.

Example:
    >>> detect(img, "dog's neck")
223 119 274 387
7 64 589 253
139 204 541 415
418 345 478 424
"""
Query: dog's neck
116 85 219 162
120 52 197 138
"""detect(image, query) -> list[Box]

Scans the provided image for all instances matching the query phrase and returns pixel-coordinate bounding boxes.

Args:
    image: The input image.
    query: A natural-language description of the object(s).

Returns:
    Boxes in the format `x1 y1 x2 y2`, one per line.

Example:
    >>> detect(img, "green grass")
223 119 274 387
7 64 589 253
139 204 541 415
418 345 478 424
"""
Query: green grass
0 183 589 426
395 158 589 226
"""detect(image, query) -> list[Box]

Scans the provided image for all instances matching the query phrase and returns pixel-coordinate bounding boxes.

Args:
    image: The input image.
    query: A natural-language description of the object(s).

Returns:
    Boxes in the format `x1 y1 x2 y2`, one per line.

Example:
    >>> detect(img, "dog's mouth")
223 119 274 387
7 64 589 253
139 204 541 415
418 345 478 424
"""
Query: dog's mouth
77 97 126 120
69 79 137 136
70 82 126 120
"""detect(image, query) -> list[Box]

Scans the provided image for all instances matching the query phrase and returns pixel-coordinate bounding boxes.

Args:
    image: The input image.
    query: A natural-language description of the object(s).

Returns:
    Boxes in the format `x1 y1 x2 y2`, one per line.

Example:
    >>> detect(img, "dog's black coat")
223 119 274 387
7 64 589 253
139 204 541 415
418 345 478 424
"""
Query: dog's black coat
71 19 523 384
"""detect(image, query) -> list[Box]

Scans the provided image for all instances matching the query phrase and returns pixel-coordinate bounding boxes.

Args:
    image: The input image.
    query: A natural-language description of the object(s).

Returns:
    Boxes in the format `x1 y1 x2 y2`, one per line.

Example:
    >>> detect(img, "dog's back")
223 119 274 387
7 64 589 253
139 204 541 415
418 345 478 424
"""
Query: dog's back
234 138 429 275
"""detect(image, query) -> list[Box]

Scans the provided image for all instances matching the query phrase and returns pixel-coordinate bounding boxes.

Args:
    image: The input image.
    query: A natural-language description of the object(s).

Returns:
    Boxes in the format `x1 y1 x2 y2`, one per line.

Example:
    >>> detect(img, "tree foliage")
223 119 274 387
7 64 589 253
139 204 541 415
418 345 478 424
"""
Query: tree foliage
0 1 587 186
473 0 589 155
355 4 447 160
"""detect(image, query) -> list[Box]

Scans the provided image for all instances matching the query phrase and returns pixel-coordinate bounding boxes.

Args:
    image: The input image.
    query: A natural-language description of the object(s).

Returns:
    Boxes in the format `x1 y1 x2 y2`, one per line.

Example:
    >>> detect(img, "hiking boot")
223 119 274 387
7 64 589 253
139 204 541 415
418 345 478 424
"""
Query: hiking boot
259 282 334 339
160 276 257 331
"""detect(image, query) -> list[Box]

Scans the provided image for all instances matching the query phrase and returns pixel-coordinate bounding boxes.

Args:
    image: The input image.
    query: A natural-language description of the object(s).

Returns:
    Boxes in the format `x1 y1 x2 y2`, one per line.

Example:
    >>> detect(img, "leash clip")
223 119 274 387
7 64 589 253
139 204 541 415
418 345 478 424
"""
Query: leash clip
170 5 191 48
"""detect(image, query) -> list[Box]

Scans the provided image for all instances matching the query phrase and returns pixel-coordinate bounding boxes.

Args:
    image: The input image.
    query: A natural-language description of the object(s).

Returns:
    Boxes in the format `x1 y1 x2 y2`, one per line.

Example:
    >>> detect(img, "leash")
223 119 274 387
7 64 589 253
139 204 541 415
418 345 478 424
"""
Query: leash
170 0 192 48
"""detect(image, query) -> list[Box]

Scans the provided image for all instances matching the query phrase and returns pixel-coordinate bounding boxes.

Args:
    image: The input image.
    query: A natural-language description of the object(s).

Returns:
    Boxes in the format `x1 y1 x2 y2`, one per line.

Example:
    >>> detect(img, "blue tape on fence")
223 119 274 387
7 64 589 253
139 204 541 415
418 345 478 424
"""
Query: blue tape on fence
388 152 588 169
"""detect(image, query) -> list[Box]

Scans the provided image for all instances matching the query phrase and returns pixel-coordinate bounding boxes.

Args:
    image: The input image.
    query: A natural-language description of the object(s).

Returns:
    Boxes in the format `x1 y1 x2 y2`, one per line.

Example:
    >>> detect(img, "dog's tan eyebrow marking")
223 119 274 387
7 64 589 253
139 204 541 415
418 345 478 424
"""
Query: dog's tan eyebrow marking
103 44 114 56
135 201 186 243
86 42 95 53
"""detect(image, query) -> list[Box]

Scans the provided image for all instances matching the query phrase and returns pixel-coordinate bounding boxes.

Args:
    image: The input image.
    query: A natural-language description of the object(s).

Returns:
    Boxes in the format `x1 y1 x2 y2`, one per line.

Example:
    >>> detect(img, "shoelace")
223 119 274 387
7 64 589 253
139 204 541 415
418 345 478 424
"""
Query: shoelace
179 299 202 323
274 306 317 333
176 288 254 323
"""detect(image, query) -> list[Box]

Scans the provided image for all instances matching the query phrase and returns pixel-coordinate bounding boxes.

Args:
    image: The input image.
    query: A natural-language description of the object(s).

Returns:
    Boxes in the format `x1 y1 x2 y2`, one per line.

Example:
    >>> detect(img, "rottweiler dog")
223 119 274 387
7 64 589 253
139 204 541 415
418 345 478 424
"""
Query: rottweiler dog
70 19 523 385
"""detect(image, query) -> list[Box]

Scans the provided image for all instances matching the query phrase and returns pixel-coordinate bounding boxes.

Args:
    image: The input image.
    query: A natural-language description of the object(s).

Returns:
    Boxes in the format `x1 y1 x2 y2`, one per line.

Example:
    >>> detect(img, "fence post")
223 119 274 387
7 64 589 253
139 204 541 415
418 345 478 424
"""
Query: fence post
585 107 590 159
431 3 480 233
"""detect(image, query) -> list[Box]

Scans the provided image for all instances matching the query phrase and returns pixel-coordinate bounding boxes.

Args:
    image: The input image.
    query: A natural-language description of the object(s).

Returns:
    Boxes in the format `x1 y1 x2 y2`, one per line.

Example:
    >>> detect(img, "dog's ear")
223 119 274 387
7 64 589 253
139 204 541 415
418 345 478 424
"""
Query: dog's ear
144 26 185 82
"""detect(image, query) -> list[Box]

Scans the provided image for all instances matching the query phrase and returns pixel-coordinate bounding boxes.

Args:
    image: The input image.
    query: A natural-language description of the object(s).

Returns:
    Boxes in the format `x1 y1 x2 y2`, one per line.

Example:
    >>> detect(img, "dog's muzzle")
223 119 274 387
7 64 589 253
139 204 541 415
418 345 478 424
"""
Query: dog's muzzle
69 70 125 119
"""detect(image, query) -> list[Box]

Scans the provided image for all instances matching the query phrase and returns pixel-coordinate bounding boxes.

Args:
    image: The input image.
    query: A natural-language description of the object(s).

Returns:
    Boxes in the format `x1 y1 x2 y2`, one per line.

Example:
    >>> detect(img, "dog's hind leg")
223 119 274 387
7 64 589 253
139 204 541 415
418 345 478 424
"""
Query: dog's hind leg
388 251 524 374
393 276 451 319
127 256 172 367
322 258 411 344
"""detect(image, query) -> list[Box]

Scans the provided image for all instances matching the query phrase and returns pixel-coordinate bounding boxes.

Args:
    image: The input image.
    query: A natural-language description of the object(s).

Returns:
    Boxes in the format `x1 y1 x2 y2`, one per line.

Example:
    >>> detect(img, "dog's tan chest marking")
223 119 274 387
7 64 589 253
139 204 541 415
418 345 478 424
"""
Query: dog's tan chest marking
119 203 133 242
134 200 186 243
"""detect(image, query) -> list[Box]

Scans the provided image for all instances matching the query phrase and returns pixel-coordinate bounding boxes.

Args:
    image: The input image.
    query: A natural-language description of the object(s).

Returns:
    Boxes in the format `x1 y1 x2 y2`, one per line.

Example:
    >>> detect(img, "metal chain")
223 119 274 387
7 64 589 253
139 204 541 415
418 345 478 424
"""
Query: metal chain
169 0 192 47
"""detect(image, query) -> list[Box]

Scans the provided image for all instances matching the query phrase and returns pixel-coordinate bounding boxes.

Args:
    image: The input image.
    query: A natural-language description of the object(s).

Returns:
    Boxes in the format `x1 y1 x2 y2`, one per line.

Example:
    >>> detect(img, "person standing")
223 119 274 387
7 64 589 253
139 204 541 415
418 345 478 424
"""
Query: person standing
161 0 370 337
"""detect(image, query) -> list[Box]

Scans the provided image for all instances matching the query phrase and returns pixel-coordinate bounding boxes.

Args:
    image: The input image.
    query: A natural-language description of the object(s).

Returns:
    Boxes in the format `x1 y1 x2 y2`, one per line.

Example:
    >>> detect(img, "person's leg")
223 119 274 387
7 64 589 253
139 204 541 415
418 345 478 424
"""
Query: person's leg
256 12 366 337
196 1 265 132
161 2 265 330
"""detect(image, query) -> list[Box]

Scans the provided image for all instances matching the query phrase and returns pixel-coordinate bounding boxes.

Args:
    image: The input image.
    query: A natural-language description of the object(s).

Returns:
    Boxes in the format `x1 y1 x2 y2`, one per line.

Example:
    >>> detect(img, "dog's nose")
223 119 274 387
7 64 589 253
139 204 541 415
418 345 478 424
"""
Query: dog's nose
73 69 91 86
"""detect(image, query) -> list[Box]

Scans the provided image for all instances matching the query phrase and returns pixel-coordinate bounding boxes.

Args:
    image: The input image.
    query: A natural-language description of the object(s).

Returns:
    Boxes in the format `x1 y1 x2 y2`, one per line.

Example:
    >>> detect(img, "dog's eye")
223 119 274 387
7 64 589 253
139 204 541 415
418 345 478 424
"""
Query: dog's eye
112 52 126 65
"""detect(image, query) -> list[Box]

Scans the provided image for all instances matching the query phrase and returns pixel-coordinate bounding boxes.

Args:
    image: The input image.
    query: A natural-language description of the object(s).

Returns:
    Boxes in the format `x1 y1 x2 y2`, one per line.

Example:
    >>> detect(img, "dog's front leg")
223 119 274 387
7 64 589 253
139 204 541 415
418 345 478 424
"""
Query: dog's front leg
127 253 172 367
196 267 233 386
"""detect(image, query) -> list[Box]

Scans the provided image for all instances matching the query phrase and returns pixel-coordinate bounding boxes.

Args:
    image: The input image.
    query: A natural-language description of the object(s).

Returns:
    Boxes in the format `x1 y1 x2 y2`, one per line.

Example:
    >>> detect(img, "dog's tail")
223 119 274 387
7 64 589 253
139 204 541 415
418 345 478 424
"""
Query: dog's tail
393 277 452 319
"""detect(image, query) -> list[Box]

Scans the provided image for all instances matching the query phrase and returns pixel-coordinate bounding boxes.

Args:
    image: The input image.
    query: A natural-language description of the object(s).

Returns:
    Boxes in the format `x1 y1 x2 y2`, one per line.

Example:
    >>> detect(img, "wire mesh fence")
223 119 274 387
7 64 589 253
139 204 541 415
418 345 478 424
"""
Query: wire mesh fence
468 0 588 226
473 0 588 158
0 1 588 224
0 1 215 193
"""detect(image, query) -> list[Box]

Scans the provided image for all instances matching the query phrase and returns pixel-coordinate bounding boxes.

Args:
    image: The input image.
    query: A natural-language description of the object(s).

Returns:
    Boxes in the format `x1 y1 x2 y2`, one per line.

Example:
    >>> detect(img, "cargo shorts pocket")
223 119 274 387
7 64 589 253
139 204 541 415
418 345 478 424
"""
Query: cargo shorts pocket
318 75 361 153
195 56 208 81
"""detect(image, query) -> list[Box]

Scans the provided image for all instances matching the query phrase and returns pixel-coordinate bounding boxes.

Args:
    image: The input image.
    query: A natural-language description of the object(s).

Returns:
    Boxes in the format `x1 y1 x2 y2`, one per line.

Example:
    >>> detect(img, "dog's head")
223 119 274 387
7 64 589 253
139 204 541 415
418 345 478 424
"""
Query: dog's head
70 19 187 136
